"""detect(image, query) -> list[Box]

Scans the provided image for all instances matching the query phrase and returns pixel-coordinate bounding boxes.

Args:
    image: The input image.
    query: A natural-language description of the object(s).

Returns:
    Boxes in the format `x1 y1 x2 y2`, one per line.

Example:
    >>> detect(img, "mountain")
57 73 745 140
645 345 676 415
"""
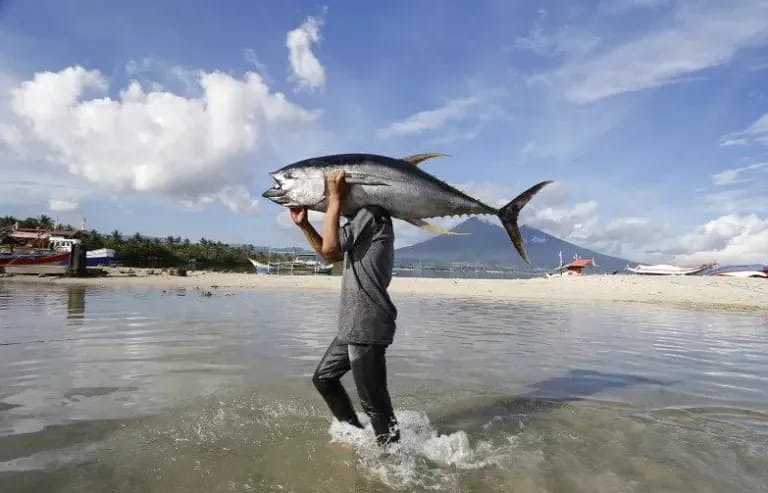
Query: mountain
395 217 633 272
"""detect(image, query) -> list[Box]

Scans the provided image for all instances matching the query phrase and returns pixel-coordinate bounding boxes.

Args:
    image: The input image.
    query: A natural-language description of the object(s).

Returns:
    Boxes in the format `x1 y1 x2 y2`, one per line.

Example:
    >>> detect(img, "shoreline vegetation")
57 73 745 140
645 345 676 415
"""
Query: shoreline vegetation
3 269 766 312
1 215 297 271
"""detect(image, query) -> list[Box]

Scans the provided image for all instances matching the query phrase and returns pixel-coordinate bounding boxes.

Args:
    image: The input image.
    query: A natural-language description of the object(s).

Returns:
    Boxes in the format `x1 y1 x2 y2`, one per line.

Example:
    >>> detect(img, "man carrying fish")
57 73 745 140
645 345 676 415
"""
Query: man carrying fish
289 170 401 445
264 152 552 446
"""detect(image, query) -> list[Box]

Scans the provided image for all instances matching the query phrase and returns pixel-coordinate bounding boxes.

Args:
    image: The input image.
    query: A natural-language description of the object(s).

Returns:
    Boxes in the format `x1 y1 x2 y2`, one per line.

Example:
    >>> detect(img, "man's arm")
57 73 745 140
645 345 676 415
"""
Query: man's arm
291 170 346 263
291 209 325 257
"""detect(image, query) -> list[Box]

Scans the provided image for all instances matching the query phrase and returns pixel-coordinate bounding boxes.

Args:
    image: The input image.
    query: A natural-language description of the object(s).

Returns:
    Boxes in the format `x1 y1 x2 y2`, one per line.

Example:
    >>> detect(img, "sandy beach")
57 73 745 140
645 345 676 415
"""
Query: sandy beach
3 269 765 312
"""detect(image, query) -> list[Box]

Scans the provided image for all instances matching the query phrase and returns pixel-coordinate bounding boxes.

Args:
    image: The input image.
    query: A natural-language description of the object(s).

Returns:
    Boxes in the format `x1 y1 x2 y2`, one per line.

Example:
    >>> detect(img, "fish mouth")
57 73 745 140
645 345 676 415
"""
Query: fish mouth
261 185 289 204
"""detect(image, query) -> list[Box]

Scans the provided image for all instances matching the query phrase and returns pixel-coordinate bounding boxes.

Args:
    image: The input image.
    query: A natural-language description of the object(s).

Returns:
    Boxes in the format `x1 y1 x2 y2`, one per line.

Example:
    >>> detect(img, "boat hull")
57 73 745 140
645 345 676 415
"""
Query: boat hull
627 263 714 276
715 271 768 278
0 252 70 267
86 248 116 267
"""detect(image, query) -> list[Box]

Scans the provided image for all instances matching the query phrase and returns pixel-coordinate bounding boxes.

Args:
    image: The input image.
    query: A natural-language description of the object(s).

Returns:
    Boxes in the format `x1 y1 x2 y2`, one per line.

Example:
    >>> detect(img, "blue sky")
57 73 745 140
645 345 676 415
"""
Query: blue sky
1 0 767 263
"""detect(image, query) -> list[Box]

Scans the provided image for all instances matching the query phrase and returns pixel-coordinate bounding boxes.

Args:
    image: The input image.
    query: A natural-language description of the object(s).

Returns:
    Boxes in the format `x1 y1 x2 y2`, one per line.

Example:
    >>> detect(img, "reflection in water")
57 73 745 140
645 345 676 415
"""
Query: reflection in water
434 369 669 434
0 282 767 492
66 286 85 323
525 369 667 398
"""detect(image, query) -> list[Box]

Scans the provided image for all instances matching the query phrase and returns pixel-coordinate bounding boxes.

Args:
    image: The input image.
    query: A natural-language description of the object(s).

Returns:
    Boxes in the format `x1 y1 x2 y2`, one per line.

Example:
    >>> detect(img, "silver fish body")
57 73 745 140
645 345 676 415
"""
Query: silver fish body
262 153 552 262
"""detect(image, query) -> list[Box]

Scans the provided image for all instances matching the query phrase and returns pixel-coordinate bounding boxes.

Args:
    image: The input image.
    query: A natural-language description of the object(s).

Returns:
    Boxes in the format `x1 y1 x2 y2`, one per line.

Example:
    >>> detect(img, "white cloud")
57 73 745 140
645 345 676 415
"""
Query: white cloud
704 187 768 215
526 192 768 264
711 162 768 186
517 100 633 162
182 185 261 215
124 58 200 95
720 113 768 147
668 214 768 265
524 187 768 264
377 97 479 138
286 16 326 91
526 200 600 241
514 25 600 58
244 49 270 77
600 0 672 14
552 2 768 104
49 198 79 212
0 122 24 154
4 65 318 214
0 174 89 216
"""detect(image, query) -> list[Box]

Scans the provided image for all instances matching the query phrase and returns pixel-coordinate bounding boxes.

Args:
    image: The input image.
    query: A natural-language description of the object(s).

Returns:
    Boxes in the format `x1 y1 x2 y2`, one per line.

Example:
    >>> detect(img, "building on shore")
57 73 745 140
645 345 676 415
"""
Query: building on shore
549 258 595 277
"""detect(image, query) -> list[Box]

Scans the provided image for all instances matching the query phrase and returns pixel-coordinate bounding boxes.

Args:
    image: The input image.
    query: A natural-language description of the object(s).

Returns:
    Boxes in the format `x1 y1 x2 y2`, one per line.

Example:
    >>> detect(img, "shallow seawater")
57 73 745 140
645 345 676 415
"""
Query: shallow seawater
0 282 767 492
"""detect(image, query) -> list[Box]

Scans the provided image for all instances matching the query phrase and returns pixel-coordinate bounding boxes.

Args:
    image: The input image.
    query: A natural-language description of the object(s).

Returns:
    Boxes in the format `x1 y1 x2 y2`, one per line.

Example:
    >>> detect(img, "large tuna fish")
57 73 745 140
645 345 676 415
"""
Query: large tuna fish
262 153 552 262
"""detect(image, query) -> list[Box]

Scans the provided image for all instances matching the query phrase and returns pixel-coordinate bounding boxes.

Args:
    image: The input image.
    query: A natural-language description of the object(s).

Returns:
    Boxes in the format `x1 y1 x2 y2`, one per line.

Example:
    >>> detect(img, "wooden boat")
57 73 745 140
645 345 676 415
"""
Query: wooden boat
626 263 715 276
249 254 332 274
0 251 70 267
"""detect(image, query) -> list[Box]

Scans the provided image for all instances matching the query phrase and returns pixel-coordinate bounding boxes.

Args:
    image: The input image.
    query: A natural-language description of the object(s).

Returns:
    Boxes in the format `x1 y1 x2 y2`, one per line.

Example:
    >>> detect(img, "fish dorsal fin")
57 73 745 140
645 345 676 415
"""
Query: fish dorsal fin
402 153 448 167
405 218 468 236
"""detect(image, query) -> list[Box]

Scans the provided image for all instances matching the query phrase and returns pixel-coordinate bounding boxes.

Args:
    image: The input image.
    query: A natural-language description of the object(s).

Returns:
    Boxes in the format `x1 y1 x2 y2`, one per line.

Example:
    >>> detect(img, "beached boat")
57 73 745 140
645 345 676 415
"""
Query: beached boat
49 236 116 267
291 254 332 274
248 258 273 273
249 254 332 274
86 248 116 266
0 251 70 267
626 263 715 276
715 270 768 278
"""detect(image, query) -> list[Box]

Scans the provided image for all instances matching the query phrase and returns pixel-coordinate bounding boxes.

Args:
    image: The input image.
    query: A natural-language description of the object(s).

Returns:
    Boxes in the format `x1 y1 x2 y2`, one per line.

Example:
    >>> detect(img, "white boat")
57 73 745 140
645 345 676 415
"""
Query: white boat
715 270 768 278
248 258 272 273
86 248 116 266
626 263 715 276
250 254 332 274
46 237 116 266
291 254 332 274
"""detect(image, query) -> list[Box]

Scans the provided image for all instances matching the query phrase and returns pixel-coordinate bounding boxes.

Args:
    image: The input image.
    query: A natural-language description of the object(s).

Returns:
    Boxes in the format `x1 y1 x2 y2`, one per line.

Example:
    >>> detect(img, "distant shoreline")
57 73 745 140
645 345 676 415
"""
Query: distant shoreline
2 268 766 313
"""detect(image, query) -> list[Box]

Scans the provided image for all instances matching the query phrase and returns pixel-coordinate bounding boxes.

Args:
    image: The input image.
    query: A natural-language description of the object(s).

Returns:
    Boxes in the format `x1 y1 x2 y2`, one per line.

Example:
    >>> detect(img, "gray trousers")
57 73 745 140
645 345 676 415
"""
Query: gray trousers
312 337 399 445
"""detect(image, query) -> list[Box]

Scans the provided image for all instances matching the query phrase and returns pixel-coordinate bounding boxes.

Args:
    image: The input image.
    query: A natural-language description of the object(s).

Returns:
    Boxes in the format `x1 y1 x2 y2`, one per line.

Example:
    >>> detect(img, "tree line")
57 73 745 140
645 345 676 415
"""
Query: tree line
1 214 63 231
1 215 295 271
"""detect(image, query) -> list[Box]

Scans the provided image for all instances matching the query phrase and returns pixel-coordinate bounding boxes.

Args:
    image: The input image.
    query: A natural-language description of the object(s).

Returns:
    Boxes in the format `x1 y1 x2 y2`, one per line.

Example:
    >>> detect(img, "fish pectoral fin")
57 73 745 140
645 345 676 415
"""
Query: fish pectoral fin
402 153 449 166
406 218 468 236
344 172 390 186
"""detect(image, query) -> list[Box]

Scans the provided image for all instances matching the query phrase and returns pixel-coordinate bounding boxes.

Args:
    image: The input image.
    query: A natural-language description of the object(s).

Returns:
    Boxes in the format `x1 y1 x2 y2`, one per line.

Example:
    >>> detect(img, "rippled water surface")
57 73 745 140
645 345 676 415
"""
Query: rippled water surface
1 281 767 492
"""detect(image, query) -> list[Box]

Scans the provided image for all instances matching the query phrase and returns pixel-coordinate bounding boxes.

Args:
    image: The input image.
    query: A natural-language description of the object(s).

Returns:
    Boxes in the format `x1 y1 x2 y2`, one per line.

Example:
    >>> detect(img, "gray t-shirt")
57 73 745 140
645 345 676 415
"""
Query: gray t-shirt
337 206 397 345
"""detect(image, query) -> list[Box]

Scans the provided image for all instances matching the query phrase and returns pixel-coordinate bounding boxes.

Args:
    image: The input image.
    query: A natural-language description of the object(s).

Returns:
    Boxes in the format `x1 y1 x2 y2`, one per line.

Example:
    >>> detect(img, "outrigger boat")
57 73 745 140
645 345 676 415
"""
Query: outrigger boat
626 263 716 276
248 253 332 274
715 269 767 278
248 258 273 274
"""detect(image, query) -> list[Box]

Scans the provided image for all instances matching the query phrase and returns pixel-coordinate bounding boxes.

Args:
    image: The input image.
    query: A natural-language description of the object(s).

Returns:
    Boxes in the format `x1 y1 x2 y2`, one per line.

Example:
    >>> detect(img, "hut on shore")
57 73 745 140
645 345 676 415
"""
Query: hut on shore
550 258 595 277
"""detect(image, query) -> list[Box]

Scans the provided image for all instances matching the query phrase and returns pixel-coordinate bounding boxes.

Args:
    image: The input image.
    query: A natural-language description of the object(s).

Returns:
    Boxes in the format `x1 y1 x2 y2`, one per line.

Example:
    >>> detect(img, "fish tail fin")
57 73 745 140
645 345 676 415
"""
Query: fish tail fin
497 181 553 264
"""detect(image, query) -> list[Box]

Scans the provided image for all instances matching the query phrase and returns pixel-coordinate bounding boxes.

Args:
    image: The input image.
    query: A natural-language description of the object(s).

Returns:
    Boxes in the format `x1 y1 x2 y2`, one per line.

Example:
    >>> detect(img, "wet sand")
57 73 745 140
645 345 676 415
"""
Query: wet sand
3 269 766 312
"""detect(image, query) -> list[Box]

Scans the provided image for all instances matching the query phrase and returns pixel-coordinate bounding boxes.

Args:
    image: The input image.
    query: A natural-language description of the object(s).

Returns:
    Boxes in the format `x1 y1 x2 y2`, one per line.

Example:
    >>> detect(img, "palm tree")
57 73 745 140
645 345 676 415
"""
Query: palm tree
0 216 17 229
38 215 54 230
110 230 122 242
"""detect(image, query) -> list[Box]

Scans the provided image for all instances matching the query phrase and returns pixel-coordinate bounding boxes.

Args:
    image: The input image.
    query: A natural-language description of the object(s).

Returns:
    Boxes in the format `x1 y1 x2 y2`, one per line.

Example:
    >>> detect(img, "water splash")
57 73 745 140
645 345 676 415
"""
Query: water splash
329 409 505 489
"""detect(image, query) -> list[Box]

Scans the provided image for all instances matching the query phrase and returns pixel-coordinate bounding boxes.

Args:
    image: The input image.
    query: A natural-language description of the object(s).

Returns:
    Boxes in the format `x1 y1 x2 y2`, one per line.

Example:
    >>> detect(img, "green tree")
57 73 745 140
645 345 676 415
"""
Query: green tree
0 216 17 230
38 215 54 230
